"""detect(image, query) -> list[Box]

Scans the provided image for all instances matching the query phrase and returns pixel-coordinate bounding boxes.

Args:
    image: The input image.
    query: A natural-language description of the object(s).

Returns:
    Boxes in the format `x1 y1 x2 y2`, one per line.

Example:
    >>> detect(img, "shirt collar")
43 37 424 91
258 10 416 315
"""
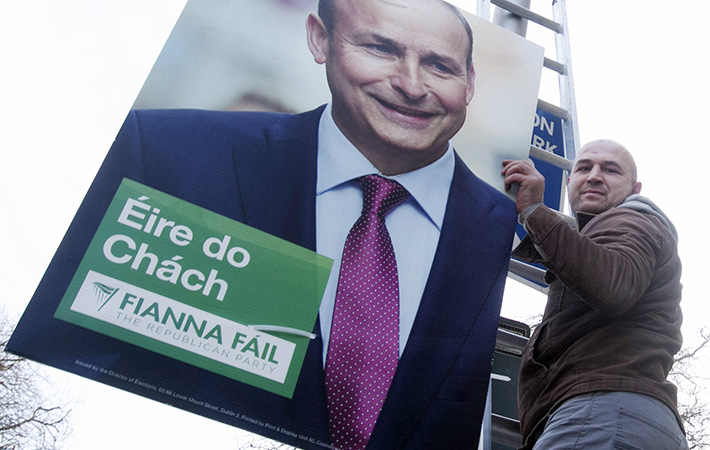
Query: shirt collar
316 103 454 230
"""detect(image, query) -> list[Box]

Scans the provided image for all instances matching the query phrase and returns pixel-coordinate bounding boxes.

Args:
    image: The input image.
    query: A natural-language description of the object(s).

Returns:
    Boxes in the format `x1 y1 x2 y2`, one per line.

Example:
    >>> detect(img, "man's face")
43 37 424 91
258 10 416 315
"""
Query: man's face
307 0 474 175
568 141 642 216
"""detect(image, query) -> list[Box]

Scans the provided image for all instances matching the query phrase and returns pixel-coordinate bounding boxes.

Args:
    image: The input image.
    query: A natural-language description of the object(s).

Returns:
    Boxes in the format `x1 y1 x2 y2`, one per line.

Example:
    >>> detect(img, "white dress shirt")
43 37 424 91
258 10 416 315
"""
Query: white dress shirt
316 104 455 366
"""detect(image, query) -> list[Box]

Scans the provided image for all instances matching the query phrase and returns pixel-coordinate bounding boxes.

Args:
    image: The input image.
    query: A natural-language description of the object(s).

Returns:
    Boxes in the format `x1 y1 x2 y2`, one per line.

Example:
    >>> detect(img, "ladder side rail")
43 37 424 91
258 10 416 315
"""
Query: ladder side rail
552 0 580 162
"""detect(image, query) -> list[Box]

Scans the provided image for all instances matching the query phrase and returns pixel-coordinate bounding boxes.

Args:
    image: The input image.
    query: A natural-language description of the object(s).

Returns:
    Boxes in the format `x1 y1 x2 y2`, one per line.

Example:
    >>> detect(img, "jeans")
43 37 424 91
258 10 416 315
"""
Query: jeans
532 391 688 450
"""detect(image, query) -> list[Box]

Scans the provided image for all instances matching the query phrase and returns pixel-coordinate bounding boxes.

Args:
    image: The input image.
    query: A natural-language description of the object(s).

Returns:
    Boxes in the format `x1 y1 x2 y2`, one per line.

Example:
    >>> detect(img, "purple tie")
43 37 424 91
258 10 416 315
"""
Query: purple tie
325 174 410 450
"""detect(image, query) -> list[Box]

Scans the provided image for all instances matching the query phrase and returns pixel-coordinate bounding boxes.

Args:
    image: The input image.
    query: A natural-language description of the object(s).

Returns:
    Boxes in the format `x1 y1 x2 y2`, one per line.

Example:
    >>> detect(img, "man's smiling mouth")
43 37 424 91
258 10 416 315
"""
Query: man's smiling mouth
376 97 438 118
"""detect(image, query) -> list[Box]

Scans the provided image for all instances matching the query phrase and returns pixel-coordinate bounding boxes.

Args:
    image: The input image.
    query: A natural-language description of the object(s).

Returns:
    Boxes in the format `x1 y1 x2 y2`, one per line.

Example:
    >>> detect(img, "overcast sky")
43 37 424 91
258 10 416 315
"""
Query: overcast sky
1 1 708 448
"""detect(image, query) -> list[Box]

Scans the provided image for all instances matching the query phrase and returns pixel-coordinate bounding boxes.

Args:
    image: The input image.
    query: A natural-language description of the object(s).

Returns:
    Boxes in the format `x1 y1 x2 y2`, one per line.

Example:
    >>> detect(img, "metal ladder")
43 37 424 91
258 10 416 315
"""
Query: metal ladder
481 0 580 166
486 0 581 288
474 1 581 448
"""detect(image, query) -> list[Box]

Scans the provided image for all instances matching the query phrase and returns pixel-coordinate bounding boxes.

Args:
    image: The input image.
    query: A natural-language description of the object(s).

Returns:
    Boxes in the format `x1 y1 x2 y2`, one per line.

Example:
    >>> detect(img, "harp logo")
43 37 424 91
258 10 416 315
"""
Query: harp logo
93 282 119 311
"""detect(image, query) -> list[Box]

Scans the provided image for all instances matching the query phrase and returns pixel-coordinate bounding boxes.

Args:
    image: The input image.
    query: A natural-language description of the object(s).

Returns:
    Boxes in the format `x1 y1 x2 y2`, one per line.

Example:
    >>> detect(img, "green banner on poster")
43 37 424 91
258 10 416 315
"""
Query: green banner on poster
55 178 332 398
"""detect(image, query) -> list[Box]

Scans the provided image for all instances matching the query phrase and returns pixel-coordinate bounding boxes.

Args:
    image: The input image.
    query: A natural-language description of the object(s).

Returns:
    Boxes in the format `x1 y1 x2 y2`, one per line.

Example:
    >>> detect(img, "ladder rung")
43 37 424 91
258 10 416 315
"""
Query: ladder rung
490 0 562 32
529 145 573 171
543 56 566 75
496 327 529 353
508 258 547 286
537 99 569 121
491 414 523 448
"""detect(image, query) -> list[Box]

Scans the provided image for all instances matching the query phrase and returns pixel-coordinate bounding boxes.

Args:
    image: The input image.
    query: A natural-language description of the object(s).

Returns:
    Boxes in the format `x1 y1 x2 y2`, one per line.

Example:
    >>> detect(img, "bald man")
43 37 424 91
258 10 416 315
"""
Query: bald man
502 141 688 449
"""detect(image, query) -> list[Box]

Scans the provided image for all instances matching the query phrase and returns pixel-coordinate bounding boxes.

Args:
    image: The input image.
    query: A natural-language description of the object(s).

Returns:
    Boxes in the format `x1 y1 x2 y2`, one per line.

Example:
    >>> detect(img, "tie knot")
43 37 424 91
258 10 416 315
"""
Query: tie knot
358 174 410 218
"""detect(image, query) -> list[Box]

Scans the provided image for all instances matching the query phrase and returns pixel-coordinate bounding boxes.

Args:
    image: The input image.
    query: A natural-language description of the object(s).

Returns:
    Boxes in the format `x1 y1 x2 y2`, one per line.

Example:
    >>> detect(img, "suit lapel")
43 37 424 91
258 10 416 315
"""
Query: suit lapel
372 155 517 447
231 106 332 441
231 107 324 250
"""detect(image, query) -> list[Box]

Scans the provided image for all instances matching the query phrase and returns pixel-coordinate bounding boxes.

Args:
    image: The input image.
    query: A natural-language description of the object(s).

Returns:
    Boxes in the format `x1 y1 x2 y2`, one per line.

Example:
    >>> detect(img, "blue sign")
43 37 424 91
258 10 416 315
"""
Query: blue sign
515 108 567 244
531 108 567 210
511 109 568 289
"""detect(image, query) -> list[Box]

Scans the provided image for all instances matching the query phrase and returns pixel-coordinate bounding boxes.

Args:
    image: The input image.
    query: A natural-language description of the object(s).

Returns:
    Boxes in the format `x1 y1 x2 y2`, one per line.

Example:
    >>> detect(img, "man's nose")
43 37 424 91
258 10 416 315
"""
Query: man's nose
586 166 603 182
392 60 427 101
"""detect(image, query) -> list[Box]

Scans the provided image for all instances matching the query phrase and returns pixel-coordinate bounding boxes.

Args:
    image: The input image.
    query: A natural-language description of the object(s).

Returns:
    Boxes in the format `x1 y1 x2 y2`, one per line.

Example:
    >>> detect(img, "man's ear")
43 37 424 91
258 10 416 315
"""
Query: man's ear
632 181 642 195
306 13 329 65
465 65 475 104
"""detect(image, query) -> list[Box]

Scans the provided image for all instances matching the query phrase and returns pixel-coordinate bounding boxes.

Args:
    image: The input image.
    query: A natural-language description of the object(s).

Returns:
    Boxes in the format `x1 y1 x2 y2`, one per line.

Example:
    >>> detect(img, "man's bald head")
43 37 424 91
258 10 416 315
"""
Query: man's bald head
567 139 642 215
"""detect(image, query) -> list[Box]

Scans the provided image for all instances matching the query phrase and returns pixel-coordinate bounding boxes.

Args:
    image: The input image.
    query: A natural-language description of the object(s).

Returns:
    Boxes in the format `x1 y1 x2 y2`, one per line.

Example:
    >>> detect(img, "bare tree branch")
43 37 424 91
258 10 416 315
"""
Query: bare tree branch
239 435 298 450
1 311 72 449
669 327 710 449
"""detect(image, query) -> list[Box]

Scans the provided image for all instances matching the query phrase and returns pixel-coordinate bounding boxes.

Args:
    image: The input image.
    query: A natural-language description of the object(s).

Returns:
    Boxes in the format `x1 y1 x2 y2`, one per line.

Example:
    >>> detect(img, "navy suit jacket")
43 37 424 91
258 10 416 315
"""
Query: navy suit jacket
9 106 518 449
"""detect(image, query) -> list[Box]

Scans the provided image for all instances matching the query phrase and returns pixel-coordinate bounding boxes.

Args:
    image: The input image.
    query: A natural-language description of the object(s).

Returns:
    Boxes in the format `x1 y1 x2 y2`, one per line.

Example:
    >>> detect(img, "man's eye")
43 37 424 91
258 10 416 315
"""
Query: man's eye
366 44 391 54
423 57 455 75
432 62 453 74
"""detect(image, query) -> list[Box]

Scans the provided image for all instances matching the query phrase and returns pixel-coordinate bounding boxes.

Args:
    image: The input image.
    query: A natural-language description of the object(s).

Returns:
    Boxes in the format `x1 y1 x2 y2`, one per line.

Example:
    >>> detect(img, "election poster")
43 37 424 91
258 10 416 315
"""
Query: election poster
8 1 544 448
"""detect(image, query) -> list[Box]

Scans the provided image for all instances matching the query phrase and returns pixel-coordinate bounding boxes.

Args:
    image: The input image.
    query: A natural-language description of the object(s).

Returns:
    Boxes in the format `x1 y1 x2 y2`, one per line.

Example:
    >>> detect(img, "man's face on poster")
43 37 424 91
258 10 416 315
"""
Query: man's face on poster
307 0 475 174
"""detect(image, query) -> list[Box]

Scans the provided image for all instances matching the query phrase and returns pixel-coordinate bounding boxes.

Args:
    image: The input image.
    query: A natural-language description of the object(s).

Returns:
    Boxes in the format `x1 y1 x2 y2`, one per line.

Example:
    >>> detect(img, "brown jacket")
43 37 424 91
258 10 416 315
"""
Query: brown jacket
512 199 683 449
